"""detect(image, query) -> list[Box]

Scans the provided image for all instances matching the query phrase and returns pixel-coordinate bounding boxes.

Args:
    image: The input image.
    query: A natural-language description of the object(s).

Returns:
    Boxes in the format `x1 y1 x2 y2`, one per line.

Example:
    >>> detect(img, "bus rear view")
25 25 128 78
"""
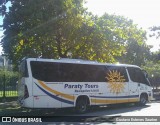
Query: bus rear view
18 58 31 107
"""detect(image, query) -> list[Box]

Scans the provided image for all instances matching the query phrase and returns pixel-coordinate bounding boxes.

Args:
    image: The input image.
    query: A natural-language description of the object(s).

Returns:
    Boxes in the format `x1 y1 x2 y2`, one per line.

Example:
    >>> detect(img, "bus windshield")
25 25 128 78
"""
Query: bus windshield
19 59 29 78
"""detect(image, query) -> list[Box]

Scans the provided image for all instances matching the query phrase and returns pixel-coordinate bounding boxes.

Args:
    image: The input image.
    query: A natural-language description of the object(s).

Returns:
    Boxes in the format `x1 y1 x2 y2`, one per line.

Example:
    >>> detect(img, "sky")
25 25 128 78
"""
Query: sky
84 0 160 52
0 0 160 54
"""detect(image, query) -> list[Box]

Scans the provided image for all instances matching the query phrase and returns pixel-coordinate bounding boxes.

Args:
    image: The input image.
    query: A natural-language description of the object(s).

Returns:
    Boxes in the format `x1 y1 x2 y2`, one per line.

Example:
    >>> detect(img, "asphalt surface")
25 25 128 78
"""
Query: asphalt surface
0 100 160 121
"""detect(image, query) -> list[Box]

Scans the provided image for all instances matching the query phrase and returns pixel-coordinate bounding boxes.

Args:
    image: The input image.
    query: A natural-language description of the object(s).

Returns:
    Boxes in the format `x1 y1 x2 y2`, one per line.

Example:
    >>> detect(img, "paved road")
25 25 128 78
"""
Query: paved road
81 101 159 116
0 101 160 125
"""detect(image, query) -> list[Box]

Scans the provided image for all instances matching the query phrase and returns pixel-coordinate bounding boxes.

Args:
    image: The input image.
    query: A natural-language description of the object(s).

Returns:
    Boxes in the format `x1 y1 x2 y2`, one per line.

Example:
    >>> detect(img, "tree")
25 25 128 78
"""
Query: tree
0 67 18 90
1 0 86 66
150 26 160 39
149 50 160 63
120 41 152 66
96 13 151 66
142 61 160 88
1 0 125 66
0 0 9 16
1 0 151 69
71 13 126 63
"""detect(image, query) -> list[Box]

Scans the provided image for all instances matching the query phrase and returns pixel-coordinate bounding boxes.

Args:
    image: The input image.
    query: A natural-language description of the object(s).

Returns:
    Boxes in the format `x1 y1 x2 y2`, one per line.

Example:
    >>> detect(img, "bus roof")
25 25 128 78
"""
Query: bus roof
25 58 140 68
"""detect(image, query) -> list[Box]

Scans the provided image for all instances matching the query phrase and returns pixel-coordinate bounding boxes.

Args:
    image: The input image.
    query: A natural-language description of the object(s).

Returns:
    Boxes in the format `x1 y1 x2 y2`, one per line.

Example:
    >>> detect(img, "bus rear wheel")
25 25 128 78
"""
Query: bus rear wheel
76 96 89 114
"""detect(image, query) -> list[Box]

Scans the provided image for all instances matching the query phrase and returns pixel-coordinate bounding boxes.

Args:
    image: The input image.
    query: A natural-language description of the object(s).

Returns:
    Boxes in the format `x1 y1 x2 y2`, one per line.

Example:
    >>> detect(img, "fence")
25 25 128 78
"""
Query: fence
0 85 18 98
0 69 18 99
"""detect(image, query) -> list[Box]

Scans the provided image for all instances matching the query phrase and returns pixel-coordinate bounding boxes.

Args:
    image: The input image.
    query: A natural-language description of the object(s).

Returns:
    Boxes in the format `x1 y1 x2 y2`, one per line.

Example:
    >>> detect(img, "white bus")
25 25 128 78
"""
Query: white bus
18 58 153 113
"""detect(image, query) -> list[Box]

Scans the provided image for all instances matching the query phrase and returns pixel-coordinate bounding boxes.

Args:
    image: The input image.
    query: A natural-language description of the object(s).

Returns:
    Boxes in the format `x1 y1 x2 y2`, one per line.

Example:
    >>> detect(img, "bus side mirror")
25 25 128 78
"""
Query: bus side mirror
146 73 148 78
142 70 148 78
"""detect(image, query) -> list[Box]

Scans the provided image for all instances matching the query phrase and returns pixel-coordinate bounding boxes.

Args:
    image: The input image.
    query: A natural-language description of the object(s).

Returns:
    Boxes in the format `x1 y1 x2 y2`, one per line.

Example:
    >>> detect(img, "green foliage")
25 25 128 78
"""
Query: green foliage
119 42 152 66
0 0 152 68
142 61 160 78
150 26 160 39
0 0 9 16
150 50 160 63
1 0 87 65
0 68 19 89
96 13 150 66
142 61 160 87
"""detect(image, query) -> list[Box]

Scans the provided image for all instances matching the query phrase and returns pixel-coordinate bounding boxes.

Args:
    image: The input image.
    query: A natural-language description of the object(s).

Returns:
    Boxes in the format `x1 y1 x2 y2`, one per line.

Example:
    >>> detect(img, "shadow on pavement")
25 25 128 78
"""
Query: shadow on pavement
0 100 159 124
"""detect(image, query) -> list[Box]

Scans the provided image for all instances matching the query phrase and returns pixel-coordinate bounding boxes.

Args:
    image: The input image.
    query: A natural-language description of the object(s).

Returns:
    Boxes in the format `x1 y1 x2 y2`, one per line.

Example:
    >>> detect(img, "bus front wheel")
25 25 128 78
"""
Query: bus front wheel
139 94 148 106
76 96 89 114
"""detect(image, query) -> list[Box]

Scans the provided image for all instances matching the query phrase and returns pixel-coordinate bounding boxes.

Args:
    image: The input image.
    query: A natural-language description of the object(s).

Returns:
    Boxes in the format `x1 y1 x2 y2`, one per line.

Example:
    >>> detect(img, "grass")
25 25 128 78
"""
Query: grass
0 91 18 97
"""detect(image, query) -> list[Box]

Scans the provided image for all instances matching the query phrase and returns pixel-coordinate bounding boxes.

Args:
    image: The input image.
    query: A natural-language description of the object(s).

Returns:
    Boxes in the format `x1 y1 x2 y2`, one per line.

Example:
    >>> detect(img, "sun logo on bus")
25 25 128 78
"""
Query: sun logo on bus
105 70 126 94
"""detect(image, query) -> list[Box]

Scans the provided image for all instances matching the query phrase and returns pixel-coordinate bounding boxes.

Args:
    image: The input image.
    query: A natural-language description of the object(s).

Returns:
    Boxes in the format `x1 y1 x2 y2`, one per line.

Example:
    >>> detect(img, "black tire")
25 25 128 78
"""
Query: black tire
76 96 89 114
139 94 148 106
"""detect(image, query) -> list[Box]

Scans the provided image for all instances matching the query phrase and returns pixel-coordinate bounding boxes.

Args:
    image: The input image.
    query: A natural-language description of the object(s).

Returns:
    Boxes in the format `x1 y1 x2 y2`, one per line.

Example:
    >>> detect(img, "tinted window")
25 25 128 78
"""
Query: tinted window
30 61 106 82
62 63 106 82
127 67 150 86
30 61 130 82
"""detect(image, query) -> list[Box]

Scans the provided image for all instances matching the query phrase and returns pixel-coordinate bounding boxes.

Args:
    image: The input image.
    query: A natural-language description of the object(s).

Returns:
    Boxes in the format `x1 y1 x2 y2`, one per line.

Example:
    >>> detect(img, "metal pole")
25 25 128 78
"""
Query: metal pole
2 55 6 101
3 73 5 98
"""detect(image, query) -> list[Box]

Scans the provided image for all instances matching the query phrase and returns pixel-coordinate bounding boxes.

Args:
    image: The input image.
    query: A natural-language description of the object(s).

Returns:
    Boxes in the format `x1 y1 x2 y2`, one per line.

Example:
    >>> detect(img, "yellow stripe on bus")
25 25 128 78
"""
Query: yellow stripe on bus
38 80 75 100
91 99 116 104
128 98 139 102
91 98 139 104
